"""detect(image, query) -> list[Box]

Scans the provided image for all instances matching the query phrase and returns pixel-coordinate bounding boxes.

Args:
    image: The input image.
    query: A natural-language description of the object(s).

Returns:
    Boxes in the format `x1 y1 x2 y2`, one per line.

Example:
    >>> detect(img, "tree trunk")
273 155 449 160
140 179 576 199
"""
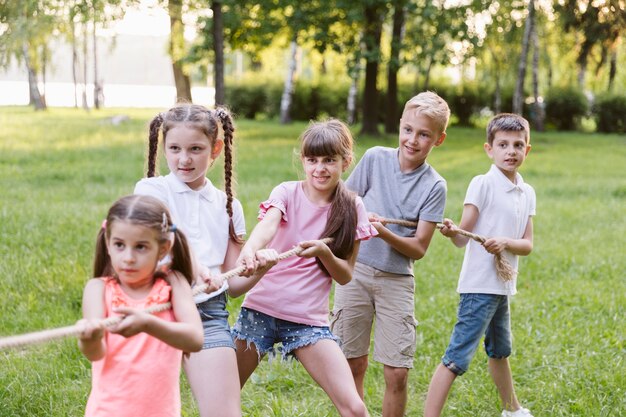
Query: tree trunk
22 43 46 110
280 37 298 124
360 4 384 136
71 19 79 108
422 55 433 91
513 0 534 115
384 0 405 134
531 22 544 131
347 62 360 125
93 10 102 109
82 22 89 110
608 49 617 92
212 0 225 105
41 46 47 107
169 0 192 102
494 72 501 114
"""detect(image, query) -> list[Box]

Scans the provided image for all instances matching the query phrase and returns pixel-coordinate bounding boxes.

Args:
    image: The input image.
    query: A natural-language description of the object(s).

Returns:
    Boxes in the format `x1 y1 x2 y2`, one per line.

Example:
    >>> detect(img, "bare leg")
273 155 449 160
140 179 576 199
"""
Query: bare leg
234 338 262 388
296 339 369 417
347 355 369 399
488 357 521 411
184 347 242 417
424 364 457 417
382 365 409 417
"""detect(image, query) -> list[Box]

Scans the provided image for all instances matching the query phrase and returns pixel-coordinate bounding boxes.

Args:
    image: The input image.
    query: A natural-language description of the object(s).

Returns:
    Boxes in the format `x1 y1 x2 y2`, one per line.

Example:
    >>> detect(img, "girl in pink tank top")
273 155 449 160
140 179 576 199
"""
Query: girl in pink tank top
77 195 203 417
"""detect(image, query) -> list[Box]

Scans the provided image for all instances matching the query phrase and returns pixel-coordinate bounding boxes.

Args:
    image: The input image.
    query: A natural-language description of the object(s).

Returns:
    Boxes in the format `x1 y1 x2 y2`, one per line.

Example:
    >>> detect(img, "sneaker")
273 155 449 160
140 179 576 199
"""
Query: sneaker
501 407 533 417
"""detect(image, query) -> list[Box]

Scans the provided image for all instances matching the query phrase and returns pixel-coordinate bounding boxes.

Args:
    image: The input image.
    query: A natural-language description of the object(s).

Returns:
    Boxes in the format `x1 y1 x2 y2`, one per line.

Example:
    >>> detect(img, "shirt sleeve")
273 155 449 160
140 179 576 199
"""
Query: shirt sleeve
258 182 289 222
464 175 486 212
134 178 168 204
418 179 447 223
346 149 371 197
231 198 247 236
354 197 378 241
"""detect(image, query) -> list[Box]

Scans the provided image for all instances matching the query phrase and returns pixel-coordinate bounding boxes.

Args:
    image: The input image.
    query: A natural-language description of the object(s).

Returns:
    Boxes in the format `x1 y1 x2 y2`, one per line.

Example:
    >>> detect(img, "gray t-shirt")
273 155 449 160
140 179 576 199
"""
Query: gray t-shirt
346 146 446 275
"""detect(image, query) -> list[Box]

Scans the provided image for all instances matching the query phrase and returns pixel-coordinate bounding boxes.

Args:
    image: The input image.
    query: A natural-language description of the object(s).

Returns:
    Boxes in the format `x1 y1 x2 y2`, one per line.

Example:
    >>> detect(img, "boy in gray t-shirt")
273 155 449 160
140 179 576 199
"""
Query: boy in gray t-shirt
331 91 450 417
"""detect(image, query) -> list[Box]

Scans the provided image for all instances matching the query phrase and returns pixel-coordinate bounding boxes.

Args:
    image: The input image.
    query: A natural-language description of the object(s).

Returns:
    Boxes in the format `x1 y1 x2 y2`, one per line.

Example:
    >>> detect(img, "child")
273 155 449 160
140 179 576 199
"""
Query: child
134 104 270 417
423 113 535 417
233 119 377 417
78 194 203 417
330 91 449 417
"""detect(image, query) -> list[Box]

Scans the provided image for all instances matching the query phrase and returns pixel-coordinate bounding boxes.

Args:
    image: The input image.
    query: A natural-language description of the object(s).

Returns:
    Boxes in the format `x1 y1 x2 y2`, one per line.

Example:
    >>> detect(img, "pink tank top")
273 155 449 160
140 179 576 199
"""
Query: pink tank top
85 277 182 417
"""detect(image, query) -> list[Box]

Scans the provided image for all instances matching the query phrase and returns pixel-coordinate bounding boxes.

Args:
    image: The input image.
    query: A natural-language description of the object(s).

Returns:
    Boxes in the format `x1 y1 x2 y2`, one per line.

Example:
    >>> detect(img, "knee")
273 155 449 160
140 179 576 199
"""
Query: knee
342 397 368 417
384 366 409 390
348 356 369 377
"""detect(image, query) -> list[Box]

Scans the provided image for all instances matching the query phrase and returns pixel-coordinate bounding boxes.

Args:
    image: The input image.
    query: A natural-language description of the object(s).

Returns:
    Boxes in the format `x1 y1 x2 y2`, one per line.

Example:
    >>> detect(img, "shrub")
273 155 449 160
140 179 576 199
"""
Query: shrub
592 93 626 134
544 86 588 131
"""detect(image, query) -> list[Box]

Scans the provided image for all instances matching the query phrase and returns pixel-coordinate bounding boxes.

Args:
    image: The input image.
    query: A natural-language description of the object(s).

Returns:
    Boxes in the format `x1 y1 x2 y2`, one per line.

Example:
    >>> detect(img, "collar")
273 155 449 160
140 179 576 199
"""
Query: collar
488 164 525 192
165 172 216 202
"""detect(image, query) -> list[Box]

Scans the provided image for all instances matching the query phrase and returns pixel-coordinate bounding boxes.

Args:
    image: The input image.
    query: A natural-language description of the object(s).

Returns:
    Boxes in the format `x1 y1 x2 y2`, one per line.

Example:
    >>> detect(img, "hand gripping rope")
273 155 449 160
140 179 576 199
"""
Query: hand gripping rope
0 238 332 351
377 218 516 282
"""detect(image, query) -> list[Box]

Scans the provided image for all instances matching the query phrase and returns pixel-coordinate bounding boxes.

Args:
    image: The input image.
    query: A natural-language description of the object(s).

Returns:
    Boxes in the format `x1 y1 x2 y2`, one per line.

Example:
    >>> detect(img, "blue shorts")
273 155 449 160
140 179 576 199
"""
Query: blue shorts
232 307 339 360
442 293 512 376
196 293 235 350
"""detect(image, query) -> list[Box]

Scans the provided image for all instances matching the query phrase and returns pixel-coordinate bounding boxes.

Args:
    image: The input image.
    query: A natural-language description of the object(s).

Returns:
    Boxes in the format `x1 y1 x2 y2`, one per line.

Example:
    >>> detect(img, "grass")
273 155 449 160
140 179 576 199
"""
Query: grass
0 106 624 416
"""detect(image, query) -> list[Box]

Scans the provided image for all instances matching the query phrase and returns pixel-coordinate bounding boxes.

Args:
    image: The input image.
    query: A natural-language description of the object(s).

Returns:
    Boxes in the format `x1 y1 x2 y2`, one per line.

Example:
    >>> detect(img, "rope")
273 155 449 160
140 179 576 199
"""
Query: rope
0 238 333 351
378 218 516 282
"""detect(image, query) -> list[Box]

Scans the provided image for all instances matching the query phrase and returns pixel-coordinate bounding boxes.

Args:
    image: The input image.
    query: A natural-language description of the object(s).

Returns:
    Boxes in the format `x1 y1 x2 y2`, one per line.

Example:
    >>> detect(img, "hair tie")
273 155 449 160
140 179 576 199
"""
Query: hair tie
161 213 168 234
169 224 177 233
101 219 107 230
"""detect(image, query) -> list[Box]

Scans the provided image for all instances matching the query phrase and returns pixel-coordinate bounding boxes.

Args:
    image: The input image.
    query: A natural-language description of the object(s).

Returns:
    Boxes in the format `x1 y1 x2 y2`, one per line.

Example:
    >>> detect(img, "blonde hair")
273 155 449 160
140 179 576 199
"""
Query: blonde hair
486 113 531 145
402 91 451 135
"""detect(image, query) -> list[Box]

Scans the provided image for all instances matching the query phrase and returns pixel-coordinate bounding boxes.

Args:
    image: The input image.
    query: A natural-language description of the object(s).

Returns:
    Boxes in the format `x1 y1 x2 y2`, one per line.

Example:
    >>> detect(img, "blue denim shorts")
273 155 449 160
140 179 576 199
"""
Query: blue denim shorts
196 293 235 350
232 307 339 360
442 293 512 376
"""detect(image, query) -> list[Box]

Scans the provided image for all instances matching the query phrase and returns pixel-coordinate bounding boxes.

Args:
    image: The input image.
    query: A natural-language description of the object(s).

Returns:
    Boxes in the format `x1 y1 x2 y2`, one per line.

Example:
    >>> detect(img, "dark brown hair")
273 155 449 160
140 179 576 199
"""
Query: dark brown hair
93 195 194 285
300 119 358 275
146 104 241 243
486 113 531 145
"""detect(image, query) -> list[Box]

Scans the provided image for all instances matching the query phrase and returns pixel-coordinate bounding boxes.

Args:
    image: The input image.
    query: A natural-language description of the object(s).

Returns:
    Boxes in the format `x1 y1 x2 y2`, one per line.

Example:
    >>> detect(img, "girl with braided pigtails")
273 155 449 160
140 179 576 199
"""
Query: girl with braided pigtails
134 103 277 417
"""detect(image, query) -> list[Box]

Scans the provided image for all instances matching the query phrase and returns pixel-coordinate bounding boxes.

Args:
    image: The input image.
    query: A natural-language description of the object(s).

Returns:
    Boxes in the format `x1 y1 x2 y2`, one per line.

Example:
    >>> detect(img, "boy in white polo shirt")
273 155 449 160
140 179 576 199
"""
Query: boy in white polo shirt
424 113 535 417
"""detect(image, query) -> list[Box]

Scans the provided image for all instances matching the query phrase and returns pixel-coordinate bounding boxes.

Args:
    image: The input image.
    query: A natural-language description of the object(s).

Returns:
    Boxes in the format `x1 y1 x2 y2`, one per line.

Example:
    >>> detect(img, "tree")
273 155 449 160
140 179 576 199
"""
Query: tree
169 0 192 102
384 0 406 134
211 0 225 105
360 0 387 135
556 0 626 89
513 0 535 115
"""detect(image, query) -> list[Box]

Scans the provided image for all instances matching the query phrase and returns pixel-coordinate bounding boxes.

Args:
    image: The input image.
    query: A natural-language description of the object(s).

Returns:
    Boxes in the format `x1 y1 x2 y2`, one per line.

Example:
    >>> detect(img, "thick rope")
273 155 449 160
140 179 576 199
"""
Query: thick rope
0 238 332 351
378 218 516 282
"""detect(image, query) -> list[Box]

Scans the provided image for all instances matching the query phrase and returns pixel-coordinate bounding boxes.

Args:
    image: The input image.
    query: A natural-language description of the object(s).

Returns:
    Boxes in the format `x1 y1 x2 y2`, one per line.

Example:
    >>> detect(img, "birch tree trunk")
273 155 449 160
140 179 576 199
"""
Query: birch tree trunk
82 22 89 110
531 22 544 131
280 37 298 124
347 64 360 125
22 43 46 110
212 0 225 106
71 19 79 108
93 13 102 109
513 0 534 115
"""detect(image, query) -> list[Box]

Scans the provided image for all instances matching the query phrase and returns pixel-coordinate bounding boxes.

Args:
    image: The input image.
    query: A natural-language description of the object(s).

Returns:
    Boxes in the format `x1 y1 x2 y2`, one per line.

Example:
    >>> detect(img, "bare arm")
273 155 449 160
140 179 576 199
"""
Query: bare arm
439 204 480 248
371 217 437 260
111 272 203 353
78 279 107 361
237 208 282 275
483 217 533 256
298 239 360 285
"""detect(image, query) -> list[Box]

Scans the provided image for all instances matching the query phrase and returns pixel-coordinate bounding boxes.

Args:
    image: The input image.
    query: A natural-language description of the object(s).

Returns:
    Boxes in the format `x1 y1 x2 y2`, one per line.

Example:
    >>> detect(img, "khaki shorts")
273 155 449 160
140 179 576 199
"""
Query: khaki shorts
330 262 418 369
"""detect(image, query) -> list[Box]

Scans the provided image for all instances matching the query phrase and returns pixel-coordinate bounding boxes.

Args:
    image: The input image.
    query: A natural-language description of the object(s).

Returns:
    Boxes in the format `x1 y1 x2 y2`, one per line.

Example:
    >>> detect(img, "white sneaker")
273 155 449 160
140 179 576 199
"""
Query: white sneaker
501 407 534 417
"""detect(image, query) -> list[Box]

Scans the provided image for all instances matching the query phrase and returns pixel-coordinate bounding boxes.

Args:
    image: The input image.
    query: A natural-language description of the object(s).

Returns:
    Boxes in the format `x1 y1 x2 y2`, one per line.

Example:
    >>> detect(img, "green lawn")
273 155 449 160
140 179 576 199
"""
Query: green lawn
0 106 624 417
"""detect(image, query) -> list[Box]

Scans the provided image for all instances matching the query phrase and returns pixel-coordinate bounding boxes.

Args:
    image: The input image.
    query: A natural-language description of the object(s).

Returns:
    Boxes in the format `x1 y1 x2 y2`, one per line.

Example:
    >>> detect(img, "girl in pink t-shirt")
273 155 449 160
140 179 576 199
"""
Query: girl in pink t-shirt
233 119 377 417
77 195 203 417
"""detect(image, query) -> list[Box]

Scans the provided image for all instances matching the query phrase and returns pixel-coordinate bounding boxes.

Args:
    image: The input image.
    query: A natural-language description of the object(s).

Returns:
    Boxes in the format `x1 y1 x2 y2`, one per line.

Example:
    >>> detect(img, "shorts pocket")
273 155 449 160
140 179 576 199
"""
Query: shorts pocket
398 315 418 356
329 308 343 337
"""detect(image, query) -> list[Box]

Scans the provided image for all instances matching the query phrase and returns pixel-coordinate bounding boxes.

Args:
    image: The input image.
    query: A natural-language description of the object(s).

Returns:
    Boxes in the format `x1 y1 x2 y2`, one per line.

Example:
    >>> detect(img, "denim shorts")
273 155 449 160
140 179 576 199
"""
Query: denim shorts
442 293 512 376
196 292 235 350
232 307 339 360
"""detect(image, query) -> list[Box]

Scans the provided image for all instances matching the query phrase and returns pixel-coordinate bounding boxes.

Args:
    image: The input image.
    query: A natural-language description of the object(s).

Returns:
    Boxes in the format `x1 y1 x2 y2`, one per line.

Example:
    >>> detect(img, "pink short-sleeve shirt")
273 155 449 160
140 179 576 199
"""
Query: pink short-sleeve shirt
242 181 377 326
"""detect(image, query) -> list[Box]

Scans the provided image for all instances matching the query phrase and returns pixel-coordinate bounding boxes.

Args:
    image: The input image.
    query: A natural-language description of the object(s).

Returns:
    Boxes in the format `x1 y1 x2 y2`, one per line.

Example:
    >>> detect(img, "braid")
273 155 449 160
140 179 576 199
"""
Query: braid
213 107 242 244
147 113 164 177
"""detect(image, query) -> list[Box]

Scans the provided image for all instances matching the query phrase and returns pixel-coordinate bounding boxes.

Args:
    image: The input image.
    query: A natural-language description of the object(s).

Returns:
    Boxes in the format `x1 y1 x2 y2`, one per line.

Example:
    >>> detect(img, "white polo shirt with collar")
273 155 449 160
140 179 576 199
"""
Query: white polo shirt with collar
457 164 536 296
134 173 246 289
